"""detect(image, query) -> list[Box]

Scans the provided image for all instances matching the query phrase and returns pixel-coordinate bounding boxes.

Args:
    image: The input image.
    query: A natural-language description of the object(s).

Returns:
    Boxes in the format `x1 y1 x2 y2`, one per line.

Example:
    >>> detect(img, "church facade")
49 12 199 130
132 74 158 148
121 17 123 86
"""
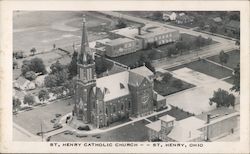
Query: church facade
73 18 166 128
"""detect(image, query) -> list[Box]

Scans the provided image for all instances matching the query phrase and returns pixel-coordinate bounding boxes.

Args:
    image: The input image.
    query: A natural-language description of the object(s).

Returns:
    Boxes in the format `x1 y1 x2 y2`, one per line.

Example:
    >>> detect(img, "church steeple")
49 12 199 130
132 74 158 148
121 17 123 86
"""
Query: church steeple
80 16 90 64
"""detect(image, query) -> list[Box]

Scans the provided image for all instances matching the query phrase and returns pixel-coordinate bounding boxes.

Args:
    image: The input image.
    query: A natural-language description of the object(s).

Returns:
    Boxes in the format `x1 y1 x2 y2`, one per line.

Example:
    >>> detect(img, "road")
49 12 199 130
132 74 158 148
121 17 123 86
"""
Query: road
98 11 237 69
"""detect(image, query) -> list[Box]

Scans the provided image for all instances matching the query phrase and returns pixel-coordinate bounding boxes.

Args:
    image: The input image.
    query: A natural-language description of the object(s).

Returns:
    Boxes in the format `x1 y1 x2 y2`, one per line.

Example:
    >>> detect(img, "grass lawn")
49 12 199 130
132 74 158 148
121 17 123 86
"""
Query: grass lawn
207 49 240 69
223 76 234 84
154 77 195 96
50 119 150 142
168 59 233 79
13 98 74 135
147 105 193 122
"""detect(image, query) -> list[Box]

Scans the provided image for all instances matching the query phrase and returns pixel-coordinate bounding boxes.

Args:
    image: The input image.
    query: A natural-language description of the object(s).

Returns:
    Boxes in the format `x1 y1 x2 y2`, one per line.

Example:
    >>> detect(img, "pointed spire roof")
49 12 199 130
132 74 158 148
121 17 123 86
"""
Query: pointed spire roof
80 15 90 64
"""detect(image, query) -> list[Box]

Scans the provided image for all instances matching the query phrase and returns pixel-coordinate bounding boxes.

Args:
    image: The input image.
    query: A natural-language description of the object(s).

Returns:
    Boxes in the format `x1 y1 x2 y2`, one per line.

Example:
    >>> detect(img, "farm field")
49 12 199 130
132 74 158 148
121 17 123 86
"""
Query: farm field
13 11 113 53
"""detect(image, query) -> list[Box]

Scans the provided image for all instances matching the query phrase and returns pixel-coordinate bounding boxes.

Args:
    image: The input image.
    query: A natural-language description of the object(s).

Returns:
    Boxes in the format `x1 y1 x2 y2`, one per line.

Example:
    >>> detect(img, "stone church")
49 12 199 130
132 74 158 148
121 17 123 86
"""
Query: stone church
73 17 166 128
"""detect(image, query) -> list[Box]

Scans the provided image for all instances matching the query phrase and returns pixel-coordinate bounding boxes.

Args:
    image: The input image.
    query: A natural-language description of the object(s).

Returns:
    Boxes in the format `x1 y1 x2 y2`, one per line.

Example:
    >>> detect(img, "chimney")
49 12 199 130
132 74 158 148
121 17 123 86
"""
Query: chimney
138 27 142 35
206 114 211 124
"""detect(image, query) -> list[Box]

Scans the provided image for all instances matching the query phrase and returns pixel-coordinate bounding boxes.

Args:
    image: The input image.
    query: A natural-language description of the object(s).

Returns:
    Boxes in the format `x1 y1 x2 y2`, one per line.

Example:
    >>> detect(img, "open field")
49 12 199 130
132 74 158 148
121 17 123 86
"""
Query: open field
50 119 150 142
168 59 233 79
207 49 240 69
13 11 113 52
13 98 73 135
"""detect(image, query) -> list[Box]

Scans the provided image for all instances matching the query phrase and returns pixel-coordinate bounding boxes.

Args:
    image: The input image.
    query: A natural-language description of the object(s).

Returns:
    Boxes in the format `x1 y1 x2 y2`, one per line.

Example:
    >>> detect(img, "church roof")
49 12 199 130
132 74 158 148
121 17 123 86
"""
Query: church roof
96 71 130 101
96 66 154 102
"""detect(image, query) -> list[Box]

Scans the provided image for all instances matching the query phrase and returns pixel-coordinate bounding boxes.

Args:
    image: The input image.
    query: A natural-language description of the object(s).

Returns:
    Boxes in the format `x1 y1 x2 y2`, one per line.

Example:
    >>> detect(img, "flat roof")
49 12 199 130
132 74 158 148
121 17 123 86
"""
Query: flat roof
195 107 238 122
159 115 176 123
145 120 161 132
106 38 134 46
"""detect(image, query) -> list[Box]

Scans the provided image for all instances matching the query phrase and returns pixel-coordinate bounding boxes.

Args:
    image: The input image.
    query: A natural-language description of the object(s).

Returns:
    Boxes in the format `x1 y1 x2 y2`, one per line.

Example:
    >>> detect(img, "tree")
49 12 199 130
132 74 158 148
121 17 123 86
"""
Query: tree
38 89 50 102
68 51 78 79
219 50 229 69
199 21 205 30
116 19 127 28
210 25 218 33
162 72 173 83
13 97 21 111
229 13 240 21
44 74 58 88
175 41 187 55
152 12 162 20
172 79 183 89
13 59 18 69
30 58 47 74
24 71 36 81
24 94 35 106
21 58 47 75
50 60 64 74
209 88 235 108
231 63 240 93
30 47 37 56
95 55 108 75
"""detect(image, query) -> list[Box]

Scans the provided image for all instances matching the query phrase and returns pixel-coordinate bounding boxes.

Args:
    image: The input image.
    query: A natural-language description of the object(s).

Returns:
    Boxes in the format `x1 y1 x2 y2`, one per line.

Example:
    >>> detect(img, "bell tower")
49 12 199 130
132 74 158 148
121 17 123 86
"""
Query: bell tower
74 16 96 124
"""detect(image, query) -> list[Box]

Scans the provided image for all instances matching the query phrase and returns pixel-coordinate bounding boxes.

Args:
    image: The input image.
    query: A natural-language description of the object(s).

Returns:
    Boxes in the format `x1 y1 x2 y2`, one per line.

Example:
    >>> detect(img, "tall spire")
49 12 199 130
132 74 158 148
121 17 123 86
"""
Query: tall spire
80 15 90 64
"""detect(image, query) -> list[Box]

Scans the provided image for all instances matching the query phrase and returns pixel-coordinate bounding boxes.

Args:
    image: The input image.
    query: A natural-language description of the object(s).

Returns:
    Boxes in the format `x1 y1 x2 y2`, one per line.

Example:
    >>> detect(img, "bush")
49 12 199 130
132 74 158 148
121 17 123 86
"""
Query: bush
25 71 37 81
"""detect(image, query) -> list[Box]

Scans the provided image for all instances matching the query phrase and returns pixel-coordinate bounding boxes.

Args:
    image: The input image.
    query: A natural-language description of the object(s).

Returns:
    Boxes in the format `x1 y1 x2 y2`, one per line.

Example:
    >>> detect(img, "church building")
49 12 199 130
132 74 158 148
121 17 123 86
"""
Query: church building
73 17 166 128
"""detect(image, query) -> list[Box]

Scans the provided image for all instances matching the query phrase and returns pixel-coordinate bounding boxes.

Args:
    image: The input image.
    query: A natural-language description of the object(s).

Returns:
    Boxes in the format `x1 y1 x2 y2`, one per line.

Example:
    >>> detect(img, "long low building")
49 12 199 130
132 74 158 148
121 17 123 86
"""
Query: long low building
146 107 239 142
97 24 180 57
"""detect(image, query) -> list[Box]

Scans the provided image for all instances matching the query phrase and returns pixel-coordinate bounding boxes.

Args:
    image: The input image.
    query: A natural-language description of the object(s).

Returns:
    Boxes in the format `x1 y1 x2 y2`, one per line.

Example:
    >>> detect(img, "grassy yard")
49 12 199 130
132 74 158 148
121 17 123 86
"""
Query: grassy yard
168 59 233 79
224 77 234 84
50 119 150 142
13 98 74 135
147 105 193 122
207 50 240 69
154 77 195 96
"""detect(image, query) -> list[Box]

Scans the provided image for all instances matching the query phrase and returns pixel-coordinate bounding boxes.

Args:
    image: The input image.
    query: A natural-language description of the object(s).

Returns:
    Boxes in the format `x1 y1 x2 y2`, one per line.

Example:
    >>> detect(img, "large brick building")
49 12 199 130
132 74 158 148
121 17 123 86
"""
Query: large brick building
73 18 166 128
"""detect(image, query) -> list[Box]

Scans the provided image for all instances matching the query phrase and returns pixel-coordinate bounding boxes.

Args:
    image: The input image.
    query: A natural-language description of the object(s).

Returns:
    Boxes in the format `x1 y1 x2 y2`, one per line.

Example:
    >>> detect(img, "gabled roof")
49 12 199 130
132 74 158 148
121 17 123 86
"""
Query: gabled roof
15 76 29 86
96 71 130 101
129 66 154 78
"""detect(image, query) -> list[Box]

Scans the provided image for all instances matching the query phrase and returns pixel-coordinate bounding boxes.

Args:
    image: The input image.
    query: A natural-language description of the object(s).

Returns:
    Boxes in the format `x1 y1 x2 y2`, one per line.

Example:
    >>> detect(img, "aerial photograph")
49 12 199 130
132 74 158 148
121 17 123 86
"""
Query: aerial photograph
12 11 240 142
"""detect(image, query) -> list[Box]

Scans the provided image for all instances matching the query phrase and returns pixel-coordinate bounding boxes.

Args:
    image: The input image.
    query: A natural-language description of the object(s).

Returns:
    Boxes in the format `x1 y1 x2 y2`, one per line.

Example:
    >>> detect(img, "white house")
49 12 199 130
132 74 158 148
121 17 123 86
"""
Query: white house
162 12 177 21
13 77 36 91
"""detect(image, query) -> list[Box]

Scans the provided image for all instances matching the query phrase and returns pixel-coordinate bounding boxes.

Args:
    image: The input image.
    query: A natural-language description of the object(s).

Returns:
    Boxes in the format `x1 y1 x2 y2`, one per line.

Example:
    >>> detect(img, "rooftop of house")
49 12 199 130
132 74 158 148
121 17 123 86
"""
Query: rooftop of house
15 76 30 85
195 107 238 122
213 17 222 22
159 114 176 123
129 66 154 78
145 120 162 132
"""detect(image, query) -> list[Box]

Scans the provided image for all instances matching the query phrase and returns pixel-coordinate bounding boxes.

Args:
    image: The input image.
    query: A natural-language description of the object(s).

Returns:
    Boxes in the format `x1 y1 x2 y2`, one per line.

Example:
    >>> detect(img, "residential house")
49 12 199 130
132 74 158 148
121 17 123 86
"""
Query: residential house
13 77 36 91
162 12 177 21
176 15 194 24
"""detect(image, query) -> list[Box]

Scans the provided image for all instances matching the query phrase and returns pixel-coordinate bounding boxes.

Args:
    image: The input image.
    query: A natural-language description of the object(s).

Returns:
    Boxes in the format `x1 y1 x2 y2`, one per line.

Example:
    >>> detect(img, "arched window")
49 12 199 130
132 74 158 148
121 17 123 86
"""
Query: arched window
106 108 108 115
121 104 124 110
128 102 131 109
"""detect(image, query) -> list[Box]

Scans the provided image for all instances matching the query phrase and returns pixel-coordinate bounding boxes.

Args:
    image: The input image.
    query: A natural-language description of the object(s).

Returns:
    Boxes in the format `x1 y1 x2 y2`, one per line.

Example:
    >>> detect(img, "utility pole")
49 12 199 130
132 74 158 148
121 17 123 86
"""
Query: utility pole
41 121 43 142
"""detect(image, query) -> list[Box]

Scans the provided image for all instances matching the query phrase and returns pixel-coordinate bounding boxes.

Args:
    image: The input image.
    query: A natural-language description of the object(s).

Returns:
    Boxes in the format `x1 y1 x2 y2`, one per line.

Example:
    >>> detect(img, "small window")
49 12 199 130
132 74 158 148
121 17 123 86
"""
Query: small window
113 106 116 113
106 108 108 115
120 83 125 89
121 104 124 110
